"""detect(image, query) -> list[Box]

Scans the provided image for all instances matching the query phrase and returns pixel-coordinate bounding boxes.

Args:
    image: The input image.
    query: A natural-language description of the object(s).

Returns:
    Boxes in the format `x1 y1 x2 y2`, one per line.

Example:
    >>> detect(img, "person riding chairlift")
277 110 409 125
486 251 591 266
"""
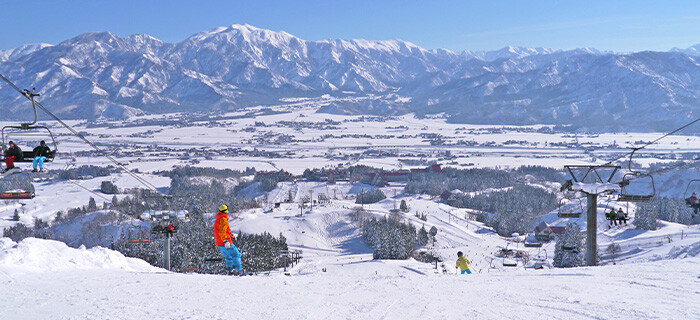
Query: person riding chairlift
31 140 51 172
617 208 627 225
608 208 617 226
3 141 23 172
689 192 699 205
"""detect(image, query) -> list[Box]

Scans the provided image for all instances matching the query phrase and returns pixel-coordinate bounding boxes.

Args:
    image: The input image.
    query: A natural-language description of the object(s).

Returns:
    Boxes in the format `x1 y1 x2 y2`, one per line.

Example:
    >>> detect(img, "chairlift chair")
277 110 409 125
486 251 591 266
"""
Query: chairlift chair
617 172 655 202
125 220 151 244
532 249 551 270
502 257 518 267
0 190 35 199
557 199 583 218
485 257 499 273
561 245 579 253
524 242 543 248
535 249 548 261
683 179 700 208
617 149 655 202
1 89 57 163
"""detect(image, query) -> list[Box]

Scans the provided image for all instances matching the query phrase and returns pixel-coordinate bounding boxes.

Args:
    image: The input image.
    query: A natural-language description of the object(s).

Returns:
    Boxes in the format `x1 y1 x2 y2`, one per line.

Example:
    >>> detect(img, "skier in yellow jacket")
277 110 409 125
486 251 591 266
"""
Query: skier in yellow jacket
456 251 472 274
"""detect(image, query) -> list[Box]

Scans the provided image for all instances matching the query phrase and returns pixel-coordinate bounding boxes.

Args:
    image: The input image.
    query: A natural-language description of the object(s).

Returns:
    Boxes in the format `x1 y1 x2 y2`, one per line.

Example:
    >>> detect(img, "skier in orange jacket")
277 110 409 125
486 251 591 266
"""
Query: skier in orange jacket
214 204 243 274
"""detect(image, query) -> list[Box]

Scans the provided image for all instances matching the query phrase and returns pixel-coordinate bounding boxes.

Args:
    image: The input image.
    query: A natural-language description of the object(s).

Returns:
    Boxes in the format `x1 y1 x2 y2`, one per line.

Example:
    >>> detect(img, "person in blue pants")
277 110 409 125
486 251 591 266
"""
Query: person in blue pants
31 140 51 173
456 251 472 274
213 204 243 274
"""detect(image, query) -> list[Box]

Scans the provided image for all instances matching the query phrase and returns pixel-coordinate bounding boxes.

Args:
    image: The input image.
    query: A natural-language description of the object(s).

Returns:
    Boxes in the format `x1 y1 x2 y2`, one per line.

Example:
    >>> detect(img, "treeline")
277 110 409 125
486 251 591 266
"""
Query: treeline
112 211 290 274
356 189 386 204
233 173 285 195
170 177 260 215
3 196 108 245
512 165 564 182
236 231 289 271
405 167 514 196
362 216 417 259
55 165 118 180
448 185 558 236
635 197 695 230
158 166 255 179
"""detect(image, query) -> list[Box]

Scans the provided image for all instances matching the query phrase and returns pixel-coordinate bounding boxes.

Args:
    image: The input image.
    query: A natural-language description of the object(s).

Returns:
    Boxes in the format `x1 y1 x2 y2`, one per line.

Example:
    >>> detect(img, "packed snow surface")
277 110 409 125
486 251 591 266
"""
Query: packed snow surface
0 238 697 320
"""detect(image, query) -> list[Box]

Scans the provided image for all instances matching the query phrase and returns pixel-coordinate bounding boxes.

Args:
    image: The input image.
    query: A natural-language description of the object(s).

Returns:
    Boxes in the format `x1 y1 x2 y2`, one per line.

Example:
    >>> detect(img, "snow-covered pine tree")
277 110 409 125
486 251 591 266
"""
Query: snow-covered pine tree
553 222 583 268
429 226 438 244
2 223 32 242
606 242 621 265
417 225 429 246
100 180 119 194
88 197 98 212
634 201 658 230
400 200 409 212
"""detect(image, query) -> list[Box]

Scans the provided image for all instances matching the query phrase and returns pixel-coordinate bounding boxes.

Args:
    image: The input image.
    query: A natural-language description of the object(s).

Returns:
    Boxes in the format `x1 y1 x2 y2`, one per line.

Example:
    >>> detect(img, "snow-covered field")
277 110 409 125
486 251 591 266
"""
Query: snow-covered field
1 178 699 319
3 106 698 177
1 237 698 320
1 110 699 319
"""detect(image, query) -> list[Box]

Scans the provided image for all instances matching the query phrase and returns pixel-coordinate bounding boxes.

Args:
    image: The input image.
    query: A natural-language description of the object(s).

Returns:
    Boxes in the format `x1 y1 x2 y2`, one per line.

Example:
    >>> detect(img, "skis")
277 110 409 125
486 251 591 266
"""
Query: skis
228 270 273 277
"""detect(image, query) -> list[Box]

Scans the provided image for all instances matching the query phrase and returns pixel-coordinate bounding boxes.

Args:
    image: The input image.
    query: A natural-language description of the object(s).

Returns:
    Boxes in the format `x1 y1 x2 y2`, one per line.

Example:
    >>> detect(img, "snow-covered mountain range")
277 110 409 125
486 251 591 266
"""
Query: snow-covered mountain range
2 24 700 132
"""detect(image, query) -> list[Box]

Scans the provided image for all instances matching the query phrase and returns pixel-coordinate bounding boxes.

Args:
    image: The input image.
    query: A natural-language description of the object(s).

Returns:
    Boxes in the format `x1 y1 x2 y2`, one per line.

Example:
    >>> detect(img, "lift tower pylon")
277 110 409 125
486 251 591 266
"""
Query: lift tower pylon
563 165 621 266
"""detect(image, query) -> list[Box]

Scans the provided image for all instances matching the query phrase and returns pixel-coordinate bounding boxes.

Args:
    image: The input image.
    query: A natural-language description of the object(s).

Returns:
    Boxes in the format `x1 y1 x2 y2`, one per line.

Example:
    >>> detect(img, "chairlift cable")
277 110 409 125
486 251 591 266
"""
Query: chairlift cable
0 73 161 194
645 155 700 177
602 115 700 167
64 178 112 202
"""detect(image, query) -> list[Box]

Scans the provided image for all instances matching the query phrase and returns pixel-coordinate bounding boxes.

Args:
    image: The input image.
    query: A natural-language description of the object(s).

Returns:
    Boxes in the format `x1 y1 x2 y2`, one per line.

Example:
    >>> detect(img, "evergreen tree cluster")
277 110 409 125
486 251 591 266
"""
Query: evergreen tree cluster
361 217 417 260
3 217 55 243
636 197 694 228
100 181 119 194
2 223 33 242
449 185 557 236
236 231 290 272
113 210 290 274
158 165 255 179
170 177 259 215
404 167 514 196
634 201 659 230
414 212 428 221
553 223 584 268
512 166 564 182
356 189 386 204
56 165 117 180
233 172 289 195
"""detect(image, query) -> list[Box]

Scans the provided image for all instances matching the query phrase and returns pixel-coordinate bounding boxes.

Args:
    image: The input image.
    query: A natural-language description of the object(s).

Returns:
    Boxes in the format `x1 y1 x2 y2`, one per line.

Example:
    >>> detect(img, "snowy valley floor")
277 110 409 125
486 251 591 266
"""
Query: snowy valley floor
1 256 699 320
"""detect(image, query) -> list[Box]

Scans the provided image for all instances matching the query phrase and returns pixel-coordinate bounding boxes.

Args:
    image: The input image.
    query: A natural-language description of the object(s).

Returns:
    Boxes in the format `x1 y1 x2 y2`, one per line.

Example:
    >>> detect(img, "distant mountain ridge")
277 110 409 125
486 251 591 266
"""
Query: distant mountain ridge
1 24 700 132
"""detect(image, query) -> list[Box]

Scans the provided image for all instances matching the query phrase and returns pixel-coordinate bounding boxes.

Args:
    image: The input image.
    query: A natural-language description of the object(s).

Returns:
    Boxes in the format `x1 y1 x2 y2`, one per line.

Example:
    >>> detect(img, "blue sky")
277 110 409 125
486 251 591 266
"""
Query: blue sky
1 0 699 52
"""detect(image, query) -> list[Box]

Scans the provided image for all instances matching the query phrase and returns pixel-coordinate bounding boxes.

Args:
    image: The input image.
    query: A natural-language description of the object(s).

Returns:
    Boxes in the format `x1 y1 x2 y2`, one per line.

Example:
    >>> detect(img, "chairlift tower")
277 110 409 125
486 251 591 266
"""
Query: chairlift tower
563 165 621 266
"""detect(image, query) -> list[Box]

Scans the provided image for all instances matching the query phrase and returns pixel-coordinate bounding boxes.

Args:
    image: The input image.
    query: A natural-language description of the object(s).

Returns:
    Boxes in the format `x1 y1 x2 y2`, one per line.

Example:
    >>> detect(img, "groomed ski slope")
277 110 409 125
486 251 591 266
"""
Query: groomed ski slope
2 181 700 319
0 237 698 320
